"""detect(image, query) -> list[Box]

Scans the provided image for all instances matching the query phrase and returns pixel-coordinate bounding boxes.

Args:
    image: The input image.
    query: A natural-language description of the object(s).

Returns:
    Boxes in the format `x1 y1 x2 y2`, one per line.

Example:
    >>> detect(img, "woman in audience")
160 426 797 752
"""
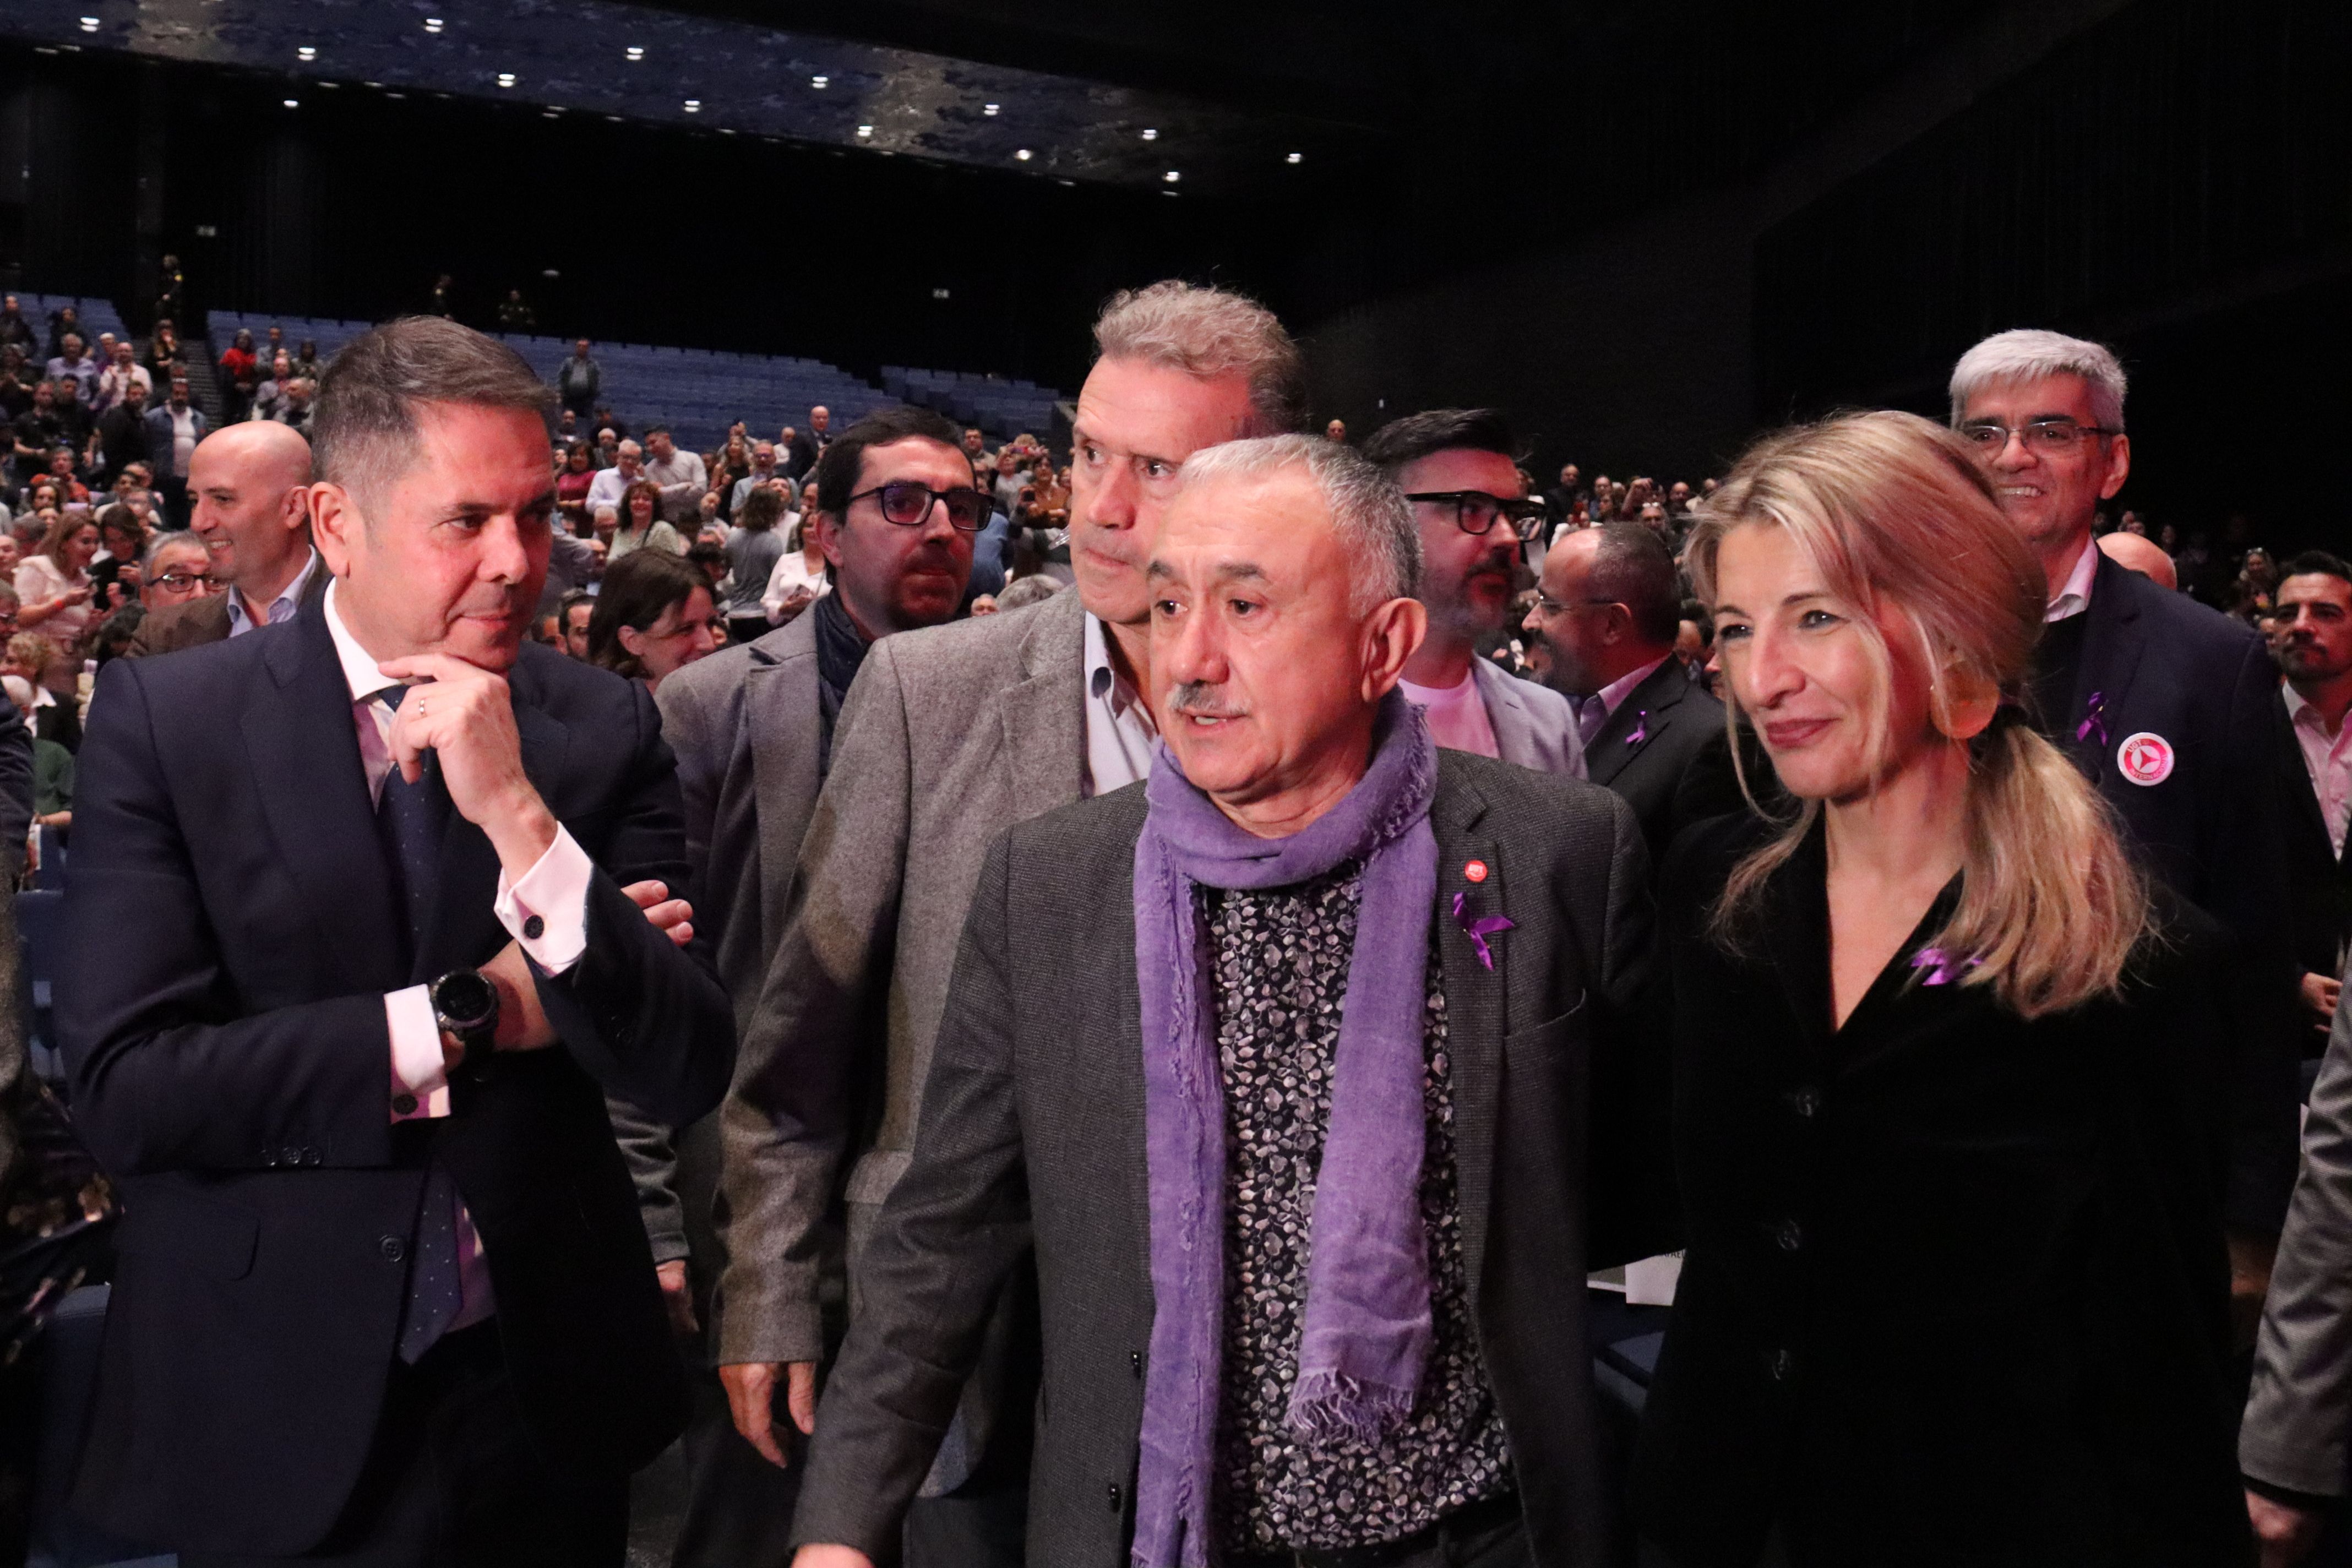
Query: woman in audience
709 432 754 525
217 329 257 423
554 440 597 537
586 547 718 694
14 511 100 650
608 477 684 562
1635 411 2246 1566
721 483 786 645
146 319 183 381
761 500 831 625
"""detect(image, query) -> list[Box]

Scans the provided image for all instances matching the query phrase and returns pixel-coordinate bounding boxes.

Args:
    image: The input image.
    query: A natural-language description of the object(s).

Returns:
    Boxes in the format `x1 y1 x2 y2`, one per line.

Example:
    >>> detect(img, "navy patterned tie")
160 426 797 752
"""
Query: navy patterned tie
374 684 465 1362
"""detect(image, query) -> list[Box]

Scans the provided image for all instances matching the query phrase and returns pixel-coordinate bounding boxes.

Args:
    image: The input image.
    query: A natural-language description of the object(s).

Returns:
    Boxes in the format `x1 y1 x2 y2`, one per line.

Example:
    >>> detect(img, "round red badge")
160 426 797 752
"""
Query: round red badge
2116 731 2174 787
1463 860 1489 884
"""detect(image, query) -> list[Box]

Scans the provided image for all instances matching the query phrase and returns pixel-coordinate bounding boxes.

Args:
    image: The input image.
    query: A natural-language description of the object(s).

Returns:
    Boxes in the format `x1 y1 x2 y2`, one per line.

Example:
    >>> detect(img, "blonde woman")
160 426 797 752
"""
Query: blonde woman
1634 412 2245 1565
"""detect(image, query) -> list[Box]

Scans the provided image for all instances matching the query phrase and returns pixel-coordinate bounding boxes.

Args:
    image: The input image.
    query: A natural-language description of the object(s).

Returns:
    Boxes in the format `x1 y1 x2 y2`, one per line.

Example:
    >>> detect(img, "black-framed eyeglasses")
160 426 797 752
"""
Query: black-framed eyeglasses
1958 418 2118 455
1404 490 1547 536
154 569 224 593
1531 591 1621 617
845 481 991 532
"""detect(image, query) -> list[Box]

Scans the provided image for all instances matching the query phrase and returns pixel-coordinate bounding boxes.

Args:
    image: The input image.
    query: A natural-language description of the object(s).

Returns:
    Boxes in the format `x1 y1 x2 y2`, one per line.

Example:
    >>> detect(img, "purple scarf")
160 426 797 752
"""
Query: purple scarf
1130 693 1440 1568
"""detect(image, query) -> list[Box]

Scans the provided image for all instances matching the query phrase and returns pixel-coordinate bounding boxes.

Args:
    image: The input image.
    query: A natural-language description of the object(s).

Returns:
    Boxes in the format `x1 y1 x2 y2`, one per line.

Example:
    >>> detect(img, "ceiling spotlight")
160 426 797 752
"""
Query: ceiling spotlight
1286 151 1303 164
683 99 701 112
1055 177 1075 187
810 74 829 89
1163 170 1181 183
497 72 516 87
363 79 383 87
605 114 623 122
297 45 316 61
422 17 443 32
719 127 737 135
542 110 560 119
79 15 99 31
625 45 644 61
318 80 339 89
1014 148 1032 161
282 98 299 108
856 124 873 138
1141 128 1158 141
983 102 1000 116
386 90 406 99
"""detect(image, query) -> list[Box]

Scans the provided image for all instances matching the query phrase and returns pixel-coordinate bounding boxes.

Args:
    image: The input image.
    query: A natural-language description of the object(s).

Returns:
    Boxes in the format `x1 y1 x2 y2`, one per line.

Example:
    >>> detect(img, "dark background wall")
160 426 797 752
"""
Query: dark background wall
3 0 2345 547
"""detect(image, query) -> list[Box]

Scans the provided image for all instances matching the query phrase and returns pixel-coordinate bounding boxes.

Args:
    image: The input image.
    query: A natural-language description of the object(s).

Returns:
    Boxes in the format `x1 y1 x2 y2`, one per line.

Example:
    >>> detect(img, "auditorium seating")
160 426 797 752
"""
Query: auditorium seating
880 365 1066 443
14 294 130 351
495 333 892 456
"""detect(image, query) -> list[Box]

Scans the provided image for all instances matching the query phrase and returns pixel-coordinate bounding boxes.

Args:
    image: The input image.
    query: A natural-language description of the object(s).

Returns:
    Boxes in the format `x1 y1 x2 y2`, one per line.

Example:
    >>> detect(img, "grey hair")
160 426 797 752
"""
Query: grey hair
1093 280 1308 438
313 317 554 508
1172 434 1420 616
1948 329 2127 431
141 527 205 574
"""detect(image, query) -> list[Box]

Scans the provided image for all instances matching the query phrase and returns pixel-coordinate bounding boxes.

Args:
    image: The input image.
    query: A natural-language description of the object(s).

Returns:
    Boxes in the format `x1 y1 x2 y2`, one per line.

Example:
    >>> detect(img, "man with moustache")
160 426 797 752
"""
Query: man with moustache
1948 328 2300 1354
617 406 979 1567
787 433 1653 1568
716 281 1303 1566
1364 410 1584 778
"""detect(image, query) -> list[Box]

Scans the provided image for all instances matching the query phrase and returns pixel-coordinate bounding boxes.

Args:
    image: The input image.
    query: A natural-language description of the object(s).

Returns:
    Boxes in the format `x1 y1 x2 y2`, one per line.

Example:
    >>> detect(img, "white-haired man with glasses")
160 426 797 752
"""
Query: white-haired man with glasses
1950 327 2301 1453
1363 409 1585 777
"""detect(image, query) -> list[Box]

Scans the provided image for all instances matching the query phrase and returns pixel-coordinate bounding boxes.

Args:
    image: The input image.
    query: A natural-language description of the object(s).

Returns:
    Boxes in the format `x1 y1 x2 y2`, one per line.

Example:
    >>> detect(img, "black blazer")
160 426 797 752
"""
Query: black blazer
56 596 734 1556
1581 657 1744 870
2048 549 2301 1233
2276 690 2352 992
789 753 1656 1566
1635 815 2247 1567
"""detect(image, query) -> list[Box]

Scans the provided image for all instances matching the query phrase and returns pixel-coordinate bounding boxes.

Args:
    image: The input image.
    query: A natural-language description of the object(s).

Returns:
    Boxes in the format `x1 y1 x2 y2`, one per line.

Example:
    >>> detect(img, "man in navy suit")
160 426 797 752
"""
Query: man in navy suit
58 317 734 1564
1950 328 2301 1310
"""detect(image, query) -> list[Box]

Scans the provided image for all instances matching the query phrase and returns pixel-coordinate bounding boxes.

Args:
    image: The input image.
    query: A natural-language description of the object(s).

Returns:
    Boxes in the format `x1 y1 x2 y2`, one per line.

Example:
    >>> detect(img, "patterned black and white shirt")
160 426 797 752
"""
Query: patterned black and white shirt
1201 864 1513 1555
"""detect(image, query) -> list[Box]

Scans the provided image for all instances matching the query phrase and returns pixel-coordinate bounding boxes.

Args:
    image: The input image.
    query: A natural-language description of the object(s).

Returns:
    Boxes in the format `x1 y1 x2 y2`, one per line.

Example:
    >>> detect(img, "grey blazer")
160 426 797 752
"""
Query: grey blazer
791 752 1654 1567
609 616 825 1270
717 587 1086 1368
1472 656 1587 778
2244 974 2352 1498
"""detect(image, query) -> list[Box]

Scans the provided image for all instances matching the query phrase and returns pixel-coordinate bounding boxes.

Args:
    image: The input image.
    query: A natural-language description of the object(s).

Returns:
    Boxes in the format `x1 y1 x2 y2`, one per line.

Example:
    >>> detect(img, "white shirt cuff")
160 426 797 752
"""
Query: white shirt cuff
386 984 450 1122
495 824 594 976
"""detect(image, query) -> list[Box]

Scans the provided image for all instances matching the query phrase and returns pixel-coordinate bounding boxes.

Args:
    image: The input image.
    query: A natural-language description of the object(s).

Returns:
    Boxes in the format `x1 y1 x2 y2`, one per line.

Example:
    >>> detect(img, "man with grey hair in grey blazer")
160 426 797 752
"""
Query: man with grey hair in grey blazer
716 281 1308 1564
790 433 1654 1568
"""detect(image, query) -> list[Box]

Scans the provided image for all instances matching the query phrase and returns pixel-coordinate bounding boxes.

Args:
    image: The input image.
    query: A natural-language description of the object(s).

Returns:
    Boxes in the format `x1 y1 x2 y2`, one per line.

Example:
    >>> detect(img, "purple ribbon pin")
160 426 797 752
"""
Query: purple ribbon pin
1452 892 1515 972
1908 946 1978 986
2076 690 2108 747
1625 709 1649 747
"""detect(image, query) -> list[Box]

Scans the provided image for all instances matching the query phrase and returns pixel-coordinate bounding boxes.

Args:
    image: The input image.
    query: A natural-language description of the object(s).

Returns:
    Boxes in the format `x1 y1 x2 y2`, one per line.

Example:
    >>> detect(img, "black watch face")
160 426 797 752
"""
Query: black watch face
433 970 497 1031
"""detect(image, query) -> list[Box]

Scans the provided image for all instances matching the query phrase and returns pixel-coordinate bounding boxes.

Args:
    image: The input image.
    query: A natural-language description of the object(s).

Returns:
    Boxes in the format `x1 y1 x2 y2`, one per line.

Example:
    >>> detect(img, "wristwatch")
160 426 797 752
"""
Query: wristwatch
429 968 501 1075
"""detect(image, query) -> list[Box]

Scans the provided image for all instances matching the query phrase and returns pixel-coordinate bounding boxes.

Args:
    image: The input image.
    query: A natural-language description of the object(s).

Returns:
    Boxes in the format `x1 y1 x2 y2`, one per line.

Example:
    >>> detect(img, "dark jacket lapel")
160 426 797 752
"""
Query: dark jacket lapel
2067 550 2147 782
1585 658 1693 788
1431 772 1506 1292
242 600 405 994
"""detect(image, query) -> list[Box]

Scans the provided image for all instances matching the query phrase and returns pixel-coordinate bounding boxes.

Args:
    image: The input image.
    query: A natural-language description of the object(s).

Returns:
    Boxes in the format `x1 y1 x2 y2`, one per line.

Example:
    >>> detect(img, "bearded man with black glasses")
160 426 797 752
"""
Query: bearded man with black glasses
609 403 978 1567
1364 409 1585 778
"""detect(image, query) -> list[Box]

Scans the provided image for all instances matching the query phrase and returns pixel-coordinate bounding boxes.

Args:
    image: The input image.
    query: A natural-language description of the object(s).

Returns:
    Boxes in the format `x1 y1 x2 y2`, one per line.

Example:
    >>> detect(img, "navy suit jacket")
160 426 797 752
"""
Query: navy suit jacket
56 594 734 1555
1582 656 1744 872
2049 549 2301 1233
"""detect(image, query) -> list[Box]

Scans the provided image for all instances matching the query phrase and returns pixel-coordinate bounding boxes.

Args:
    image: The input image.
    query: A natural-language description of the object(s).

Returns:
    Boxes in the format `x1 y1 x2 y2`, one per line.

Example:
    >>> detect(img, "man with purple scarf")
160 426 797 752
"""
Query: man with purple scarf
790 435 1656 1568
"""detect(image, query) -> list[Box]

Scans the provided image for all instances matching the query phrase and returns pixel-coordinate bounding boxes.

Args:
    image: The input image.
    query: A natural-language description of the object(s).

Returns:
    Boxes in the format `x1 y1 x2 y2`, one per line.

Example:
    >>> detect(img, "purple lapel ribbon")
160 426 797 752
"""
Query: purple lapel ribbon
1908 945 1978 987
1452 891 1515 972
1624 709 1649 747
2076 690 2108 748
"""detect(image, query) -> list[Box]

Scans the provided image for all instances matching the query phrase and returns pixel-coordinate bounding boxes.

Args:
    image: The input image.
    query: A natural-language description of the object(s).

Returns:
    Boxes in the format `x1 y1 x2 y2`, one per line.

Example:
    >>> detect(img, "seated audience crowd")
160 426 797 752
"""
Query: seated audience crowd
2 283 2350 1568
